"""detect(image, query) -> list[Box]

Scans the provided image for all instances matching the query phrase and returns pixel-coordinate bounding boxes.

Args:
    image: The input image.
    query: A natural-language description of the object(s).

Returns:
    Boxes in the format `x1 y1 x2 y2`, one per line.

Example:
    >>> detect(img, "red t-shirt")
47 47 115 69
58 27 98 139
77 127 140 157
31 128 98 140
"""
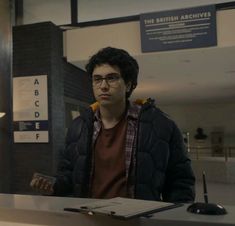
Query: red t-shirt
91 117 127 198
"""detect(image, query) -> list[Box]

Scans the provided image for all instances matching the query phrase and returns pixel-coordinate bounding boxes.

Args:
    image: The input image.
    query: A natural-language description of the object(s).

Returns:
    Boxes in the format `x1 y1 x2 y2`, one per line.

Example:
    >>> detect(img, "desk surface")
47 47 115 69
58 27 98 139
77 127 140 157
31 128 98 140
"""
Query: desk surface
0 193 234 226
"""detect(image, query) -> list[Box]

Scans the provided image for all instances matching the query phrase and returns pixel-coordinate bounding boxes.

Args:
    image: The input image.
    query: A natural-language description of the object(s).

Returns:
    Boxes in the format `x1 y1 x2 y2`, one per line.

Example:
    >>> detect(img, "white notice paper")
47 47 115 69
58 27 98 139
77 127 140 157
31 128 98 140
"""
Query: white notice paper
64 197 182 219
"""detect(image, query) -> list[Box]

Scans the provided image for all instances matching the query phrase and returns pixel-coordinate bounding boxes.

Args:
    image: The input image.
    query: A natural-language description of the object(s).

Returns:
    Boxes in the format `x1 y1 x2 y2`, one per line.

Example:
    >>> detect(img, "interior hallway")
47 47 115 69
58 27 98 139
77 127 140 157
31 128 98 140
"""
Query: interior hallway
195 181 235 205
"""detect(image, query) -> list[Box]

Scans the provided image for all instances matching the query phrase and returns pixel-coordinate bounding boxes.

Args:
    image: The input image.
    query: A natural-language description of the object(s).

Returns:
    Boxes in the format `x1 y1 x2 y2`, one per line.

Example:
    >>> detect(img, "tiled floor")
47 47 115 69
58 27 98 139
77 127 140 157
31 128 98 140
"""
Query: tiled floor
195 181 235 205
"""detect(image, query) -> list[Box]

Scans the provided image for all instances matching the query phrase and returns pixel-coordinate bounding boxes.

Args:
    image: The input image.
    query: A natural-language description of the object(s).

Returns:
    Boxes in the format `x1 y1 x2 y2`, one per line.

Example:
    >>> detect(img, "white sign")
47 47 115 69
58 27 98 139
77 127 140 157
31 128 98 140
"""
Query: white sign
13 75 49 143
14 131 49 143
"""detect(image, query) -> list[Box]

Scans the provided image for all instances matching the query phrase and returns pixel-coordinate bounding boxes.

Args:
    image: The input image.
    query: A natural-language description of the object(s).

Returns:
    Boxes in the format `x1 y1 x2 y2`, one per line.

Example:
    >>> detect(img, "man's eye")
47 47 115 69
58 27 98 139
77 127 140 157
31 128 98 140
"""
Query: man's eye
94 77 102 82
107 76 116 82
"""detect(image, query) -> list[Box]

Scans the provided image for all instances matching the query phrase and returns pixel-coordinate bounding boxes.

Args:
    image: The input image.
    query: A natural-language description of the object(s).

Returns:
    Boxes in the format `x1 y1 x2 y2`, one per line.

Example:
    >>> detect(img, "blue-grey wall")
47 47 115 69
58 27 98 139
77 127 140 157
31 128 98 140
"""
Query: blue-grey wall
12 22 93 193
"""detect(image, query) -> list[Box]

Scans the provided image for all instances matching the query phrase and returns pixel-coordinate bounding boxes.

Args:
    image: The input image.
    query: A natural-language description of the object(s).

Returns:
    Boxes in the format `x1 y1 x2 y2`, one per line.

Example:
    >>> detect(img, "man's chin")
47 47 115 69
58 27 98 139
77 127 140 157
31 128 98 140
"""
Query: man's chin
98 99 113 106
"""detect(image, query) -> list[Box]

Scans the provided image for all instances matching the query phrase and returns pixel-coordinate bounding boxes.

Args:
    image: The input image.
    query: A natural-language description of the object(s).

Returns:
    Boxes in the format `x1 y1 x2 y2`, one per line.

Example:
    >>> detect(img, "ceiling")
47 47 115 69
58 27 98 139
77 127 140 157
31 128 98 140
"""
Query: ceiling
73 45 235 105
132 45 235 105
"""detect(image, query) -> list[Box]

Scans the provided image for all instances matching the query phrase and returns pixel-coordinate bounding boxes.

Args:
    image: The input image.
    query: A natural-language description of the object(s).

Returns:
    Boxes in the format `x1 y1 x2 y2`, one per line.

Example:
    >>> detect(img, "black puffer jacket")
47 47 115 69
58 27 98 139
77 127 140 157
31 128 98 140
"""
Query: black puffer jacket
54 100 195 203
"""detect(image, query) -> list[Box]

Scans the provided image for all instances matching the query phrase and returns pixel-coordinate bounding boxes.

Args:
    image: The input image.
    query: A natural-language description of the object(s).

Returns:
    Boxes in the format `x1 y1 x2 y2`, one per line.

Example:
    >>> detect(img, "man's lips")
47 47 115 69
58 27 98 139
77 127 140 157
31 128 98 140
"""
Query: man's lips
99 94 111 99
99 94 111 97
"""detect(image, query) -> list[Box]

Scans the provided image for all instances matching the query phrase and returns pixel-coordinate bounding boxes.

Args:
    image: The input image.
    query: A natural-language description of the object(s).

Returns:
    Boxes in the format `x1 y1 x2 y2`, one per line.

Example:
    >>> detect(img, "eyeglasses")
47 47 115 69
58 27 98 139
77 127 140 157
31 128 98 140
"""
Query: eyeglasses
92 73 121 87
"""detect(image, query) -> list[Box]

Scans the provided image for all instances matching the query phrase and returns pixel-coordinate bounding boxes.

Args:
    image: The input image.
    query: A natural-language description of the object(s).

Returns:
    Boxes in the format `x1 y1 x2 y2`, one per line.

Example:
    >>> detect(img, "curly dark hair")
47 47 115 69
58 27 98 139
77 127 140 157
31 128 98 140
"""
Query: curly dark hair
85 47 139 98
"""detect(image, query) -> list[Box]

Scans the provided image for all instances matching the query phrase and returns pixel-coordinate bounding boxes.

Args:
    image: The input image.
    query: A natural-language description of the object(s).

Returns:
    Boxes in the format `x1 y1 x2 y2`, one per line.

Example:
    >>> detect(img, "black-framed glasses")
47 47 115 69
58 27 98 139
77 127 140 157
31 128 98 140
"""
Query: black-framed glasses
92 73 121 87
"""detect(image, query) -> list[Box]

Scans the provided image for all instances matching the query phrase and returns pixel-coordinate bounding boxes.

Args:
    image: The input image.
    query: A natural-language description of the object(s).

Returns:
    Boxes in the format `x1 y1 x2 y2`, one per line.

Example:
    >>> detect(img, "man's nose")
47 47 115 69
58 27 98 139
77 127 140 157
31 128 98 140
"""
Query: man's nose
100 78 109 88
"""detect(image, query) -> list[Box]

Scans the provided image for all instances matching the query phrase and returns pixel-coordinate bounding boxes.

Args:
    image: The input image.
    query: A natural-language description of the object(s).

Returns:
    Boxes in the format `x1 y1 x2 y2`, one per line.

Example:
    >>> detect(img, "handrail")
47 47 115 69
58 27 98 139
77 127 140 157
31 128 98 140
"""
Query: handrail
188 146 235 162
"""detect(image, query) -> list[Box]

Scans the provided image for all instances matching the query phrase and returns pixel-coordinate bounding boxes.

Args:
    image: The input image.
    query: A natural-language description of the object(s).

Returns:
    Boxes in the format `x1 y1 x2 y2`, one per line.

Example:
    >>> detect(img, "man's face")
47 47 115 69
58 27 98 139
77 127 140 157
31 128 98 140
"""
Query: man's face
92 64 130 107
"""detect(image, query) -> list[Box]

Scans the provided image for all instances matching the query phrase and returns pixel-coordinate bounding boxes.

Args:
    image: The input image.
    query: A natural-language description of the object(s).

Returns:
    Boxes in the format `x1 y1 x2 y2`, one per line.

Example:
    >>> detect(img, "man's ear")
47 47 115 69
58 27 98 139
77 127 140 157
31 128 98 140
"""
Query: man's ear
126 82 132 92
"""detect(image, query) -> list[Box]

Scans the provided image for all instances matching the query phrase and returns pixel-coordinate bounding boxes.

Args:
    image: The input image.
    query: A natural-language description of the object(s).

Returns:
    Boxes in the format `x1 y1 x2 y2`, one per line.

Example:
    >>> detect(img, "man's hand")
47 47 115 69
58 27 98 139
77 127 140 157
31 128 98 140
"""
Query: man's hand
30 172 56 195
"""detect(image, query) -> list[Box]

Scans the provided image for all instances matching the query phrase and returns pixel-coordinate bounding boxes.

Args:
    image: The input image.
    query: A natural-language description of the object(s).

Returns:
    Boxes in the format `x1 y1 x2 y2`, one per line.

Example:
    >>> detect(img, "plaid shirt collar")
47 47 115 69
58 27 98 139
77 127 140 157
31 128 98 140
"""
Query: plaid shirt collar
93 101 140 122
92 101 140 148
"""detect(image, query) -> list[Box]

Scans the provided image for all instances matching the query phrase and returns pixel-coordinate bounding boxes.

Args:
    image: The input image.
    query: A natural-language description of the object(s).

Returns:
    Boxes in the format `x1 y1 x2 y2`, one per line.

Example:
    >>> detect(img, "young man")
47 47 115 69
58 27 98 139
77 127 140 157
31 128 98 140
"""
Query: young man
31 47 195 202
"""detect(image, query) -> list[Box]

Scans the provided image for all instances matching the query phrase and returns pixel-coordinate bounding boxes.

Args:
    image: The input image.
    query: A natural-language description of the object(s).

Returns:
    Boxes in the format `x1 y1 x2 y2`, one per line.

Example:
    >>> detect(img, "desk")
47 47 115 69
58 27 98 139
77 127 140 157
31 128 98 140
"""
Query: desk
0 194 234 226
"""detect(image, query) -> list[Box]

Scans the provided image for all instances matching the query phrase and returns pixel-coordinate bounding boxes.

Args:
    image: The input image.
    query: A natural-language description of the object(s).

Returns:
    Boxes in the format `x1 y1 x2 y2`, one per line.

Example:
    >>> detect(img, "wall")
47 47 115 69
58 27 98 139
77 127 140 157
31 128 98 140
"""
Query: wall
12 22 65 193
63 61 94 129
160 101 235 145
159 101 235 183
192 159 235 183
12 22 94 193
64 62 94 103
0 0 13 193
160 101 235 152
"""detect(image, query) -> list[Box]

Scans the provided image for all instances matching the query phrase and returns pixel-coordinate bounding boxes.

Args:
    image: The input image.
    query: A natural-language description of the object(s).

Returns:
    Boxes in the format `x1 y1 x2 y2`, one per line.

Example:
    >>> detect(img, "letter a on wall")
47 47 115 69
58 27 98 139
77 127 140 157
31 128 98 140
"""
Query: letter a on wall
13 75 49 143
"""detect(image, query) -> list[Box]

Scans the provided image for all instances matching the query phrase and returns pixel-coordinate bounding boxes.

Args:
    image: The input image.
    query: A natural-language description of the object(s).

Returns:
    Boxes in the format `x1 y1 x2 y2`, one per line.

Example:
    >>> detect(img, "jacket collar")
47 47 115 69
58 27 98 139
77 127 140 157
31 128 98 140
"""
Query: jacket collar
89 98 152 112
90 100 145 122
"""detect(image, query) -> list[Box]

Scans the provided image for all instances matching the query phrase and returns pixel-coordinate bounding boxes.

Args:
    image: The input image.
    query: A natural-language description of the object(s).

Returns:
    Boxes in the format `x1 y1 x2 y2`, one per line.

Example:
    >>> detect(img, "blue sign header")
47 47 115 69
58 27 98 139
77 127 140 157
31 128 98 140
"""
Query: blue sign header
140 5 217 52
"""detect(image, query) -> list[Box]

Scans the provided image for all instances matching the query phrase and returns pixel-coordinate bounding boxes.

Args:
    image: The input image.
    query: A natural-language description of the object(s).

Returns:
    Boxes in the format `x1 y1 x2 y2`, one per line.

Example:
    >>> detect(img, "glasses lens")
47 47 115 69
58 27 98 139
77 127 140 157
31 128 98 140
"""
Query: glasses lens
106 74 120 84
93 73 120 87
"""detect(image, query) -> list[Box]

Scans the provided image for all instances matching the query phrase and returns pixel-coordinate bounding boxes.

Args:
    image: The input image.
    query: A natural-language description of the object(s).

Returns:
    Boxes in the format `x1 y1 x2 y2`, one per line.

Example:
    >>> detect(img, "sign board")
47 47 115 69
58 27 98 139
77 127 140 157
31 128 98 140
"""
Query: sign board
140 5 217 52
13 75 49 143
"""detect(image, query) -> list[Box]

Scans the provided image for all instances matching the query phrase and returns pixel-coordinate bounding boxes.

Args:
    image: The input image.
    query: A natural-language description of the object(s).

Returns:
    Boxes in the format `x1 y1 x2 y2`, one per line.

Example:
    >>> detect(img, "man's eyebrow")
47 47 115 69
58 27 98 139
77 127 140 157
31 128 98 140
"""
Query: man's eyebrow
92 73 120 77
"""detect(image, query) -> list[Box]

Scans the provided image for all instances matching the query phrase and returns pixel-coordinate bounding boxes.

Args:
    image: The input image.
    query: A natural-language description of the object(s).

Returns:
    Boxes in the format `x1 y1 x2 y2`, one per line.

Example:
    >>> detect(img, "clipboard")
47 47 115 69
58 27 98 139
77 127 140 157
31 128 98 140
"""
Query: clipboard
64 197 183 219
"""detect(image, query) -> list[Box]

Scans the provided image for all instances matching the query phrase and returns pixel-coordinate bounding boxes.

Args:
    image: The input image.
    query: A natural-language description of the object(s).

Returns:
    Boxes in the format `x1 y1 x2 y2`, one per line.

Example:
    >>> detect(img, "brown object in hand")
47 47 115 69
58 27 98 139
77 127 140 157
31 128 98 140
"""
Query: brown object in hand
30 172 56 195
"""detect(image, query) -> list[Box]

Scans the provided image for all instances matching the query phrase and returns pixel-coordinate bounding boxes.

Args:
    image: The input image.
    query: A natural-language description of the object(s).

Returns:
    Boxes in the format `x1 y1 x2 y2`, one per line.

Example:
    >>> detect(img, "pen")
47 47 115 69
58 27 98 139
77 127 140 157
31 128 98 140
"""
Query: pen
64 207 94 215
203 171 208 203
64 207 81 212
